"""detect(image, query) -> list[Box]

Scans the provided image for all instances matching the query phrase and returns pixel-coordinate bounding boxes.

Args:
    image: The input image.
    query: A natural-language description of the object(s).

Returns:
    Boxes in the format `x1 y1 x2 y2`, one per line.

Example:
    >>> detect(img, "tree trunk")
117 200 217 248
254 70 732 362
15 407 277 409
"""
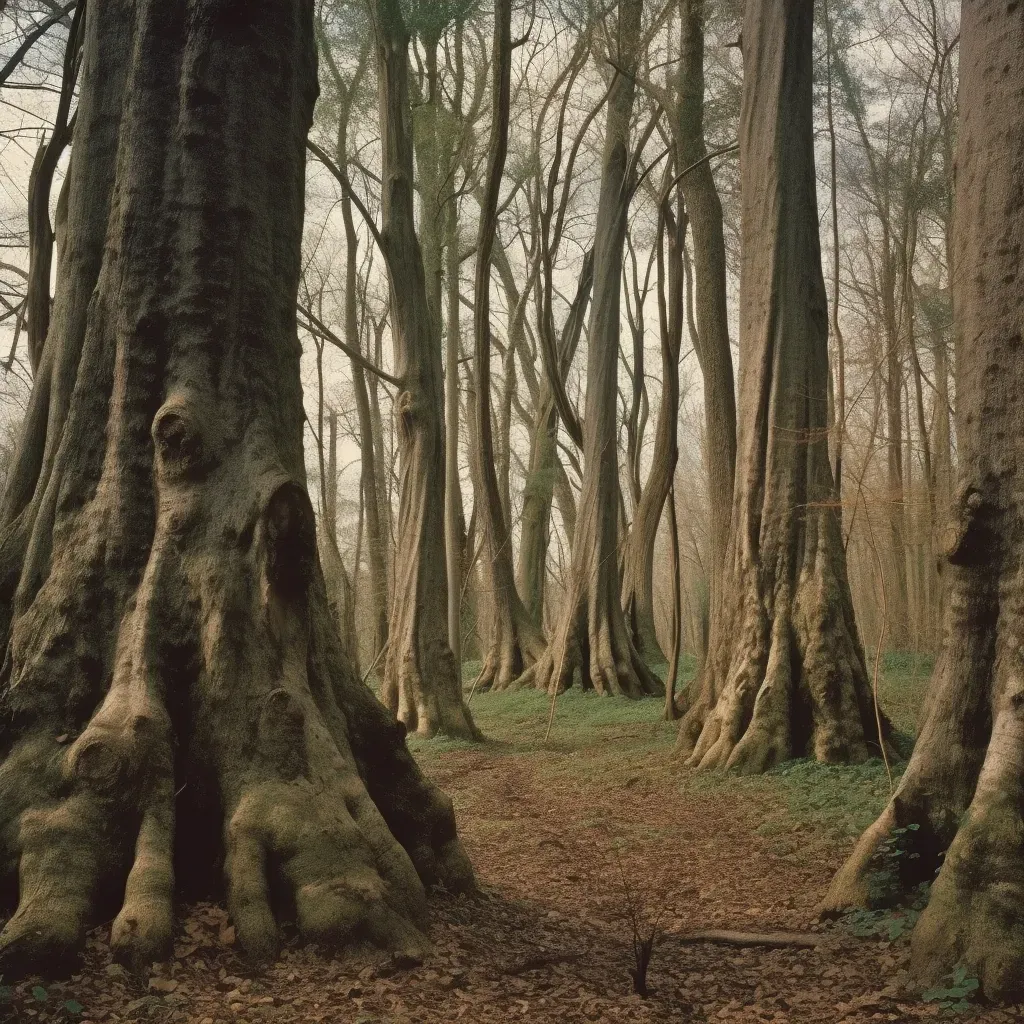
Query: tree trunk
823 2 1024 1001
373 0 479 739
471 0 546 693
516 0 662 699
0 0 472 977
621 202 684 666
675 0 737 642
676 0 886 771
515 252 593 626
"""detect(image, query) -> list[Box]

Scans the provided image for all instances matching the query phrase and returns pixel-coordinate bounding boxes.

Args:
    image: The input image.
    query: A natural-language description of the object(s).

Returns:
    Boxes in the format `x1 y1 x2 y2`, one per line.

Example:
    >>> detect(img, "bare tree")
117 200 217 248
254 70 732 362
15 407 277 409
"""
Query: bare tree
677 0 886 770
371 0 479 739
517 0 662 699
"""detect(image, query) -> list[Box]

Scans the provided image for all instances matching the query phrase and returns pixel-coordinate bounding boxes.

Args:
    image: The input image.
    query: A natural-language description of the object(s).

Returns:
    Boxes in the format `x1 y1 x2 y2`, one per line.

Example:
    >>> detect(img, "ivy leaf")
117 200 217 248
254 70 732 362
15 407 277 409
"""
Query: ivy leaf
32 985 48 1001
0 985 12 1005
64 999 84 1014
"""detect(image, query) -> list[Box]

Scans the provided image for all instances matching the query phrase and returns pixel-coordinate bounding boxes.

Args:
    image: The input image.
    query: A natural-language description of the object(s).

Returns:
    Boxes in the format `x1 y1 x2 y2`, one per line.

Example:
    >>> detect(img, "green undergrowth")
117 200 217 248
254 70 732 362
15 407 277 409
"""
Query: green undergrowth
403 652 935 859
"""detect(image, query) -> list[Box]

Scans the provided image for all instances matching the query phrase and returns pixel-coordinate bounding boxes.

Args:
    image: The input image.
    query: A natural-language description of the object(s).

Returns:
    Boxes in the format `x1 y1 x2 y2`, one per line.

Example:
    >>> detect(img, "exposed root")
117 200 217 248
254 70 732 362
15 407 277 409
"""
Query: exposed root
515 606 663 699
472 599 547 696
677 513 890 773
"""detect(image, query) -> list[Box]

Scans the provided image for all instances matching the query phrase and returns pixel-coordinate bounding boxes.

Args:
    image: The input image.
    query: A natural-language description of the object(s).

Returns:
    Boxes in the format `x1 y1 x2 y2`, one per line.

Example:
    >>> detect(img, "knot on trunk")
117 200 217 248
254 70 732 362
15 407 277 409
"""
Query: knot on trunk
66 713 161 794
396 390 416 444
941 485 996 566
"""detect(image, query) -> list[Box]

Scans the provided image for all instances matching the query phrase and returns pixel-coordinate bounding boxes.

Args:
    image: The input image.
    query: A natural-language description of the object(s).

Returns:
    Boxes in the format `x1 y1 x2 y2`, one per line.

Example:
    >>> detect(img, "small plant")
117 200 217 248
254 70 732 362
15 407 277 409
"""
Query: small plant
866 823 922 904
612 845 663 998
922 965 980 1013
0 977 11 1005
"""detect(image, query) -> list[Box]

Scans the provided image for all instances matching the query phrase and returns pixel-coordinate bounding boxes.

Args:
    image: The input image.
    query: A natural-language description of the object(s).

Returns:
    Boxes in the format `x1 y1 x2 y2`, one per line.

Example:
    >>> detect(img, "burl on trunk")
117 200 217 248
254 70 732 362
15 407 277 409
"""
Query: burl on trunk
0 0 471 977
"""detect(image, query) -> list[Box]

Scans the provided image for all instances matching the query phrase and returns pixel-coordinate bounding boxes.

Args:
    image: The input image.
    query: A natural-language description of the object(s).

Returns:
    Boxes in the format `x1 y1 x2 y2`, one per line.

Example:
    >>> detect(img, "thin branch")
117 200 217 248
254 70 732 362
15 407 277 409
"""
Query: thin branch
0 2 78 90
306 138 388 261
297 302 402 388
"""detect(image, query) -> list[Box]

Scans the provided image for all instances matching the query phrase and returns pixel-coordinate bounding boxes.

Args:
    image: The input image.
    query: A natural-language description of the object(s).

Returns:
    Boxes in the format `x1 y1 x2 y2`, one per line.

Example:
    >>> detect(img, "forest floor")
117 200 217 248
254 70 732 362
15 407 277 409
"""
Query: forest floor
3 656 1021 1024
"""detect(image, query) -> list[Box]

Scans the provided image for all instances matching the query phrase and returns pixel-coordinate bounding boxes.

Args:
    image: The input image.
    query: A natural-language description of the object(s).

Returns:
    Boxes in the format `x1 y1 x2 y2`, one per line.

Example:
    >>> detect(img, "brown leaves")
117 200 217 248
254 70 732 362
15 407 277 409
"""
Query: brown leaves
5 729 1024 1023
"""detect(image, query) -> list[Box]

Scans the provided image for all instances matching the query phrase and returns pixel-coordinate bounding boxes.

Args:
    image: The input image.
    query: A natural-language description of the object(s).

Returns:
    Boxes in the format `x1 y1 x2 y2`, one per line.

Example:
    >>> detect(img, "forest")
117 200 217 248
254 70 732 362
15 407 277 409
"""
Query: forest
0 0 1020 1021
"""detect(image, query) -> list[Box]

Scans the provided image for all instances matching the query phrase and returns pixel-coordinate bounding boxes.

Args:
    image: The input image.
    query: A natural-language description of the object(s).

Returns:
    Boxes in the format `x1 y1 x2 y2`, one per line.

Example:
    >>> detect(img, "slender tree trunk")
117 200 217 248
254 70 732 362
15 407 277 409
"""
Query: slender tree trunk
664 480 683 720
676 0 887 771
443 22 467 684
471 0 546 693
824 4 1024 999
25 1 84 374
0 0 472 977
516 0 662 699
516 251 593 626
373 0 479 739
621 203 684 666
675 0 737 654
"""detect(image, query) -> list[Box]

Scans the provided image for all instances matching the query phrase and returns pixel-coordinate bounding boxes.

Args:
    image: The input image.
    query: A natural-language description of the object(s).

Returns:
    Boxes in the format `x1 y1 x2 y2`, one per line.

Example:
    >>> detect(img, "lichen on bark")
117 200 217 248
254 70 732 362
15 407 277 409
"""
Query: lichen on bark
0 0 472 977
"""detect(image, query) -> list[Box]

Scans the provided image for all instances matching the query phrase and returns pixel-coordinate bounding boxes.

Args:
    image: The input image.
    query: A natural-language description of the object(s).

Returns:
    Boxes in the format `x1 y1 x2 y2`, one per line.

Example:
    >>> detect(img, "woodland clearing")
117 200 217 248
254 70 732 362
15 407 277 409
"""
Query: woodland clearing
2 661 1019 1024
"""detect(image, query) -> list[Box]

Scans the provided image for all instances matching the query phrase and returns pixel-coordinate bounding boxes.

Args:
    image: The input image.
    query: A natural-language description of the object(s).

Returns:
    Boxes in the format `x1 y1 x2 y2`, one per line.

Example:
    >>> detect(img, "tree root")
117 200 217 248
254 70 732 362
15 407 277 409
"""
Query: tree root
0 479 475 979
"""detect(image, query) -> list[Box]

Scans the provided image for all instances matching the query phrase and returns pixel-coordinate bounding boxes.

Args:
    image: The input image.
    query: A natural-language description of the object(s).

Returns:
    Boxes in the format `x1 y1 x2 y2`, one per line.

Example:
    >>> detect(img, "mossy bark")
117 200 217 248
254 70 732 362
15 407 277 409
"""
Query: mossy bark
823 2 1024 1001
0 0 472 977
676 0 884 771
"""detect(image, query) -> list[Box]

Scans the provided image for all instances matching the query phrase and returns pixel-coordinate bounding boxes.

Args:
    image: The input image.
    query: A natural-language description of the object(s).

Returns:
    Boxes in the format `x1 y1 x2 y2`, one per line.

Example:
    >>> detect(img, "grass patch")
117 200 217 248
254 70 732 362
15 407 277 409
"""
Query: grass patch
410 655 932 844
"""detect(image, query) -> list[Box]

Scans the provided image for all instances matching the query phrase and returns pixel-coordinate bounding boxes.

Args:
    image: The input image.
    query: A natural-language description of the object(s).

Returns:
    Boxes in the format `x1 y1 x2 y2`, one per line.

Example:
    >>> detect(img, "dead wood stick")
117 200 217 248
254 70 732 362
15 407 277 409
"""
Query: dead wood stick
675 929 823 949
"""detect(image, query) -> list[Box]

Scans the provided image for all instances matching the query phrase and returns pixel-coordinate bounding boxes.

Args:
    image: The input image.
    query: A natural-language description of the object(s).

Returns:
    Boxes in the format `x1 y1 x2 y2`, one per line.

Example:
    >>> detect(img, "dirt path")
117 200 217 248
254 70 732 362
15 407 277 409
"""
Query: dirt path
1 690 1019 1023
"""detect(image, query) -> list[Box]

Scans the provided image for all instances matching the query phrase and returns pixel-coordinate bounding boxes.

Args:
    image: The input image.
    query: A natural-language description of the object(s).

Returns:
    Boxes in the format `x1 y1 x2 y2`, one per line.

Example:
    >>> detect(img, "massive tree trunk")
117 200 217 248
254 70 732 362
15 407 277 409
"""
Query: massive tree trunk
516 0 661 699
676 0 884 770
675 0 737 640
470 0 545 693
373 0 479 739
620 203 684 666
0 0 472 977
823 2 1024 1001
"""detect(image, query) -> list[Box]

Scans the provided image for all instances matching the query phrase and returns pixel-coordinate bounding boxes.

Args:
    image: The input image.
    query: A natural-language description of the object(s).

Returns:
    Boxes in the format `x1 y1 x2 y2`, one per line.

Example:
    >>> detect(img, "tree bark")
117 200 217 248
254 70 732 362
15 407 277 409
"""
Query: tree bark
620 201 684 666
373 0 479 739
676 0 885 771
516 0 662 699
320 31 390 668
675 0 737 641
470 0 546 693
515 251 593 626
823 2 1024 1001
0 0 472 977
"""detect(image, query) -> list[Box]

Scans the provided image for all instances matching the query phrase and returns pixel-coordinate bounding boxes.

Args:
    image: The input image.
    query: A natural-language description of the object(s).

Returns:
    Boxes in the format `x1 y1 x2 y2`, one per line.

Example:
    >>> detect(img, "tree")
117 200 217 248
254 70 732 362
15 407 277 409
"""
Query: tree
517 0 662 698
371 0 479 739
671 0 737 652
470 0 547 692
676 0 885 770
315 16 391 667
620 193 684 666
0 0 472 975
823 0 1024 1000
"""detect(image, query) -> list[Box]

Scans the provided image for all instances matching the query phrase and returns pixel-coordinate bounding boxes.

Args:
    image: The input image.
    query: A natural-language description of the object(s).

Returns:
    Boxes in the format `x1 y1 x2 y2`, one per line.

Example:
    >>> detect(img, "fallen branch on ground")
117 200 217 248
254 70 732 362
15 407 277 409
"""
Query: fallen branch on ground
674 929 823 948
